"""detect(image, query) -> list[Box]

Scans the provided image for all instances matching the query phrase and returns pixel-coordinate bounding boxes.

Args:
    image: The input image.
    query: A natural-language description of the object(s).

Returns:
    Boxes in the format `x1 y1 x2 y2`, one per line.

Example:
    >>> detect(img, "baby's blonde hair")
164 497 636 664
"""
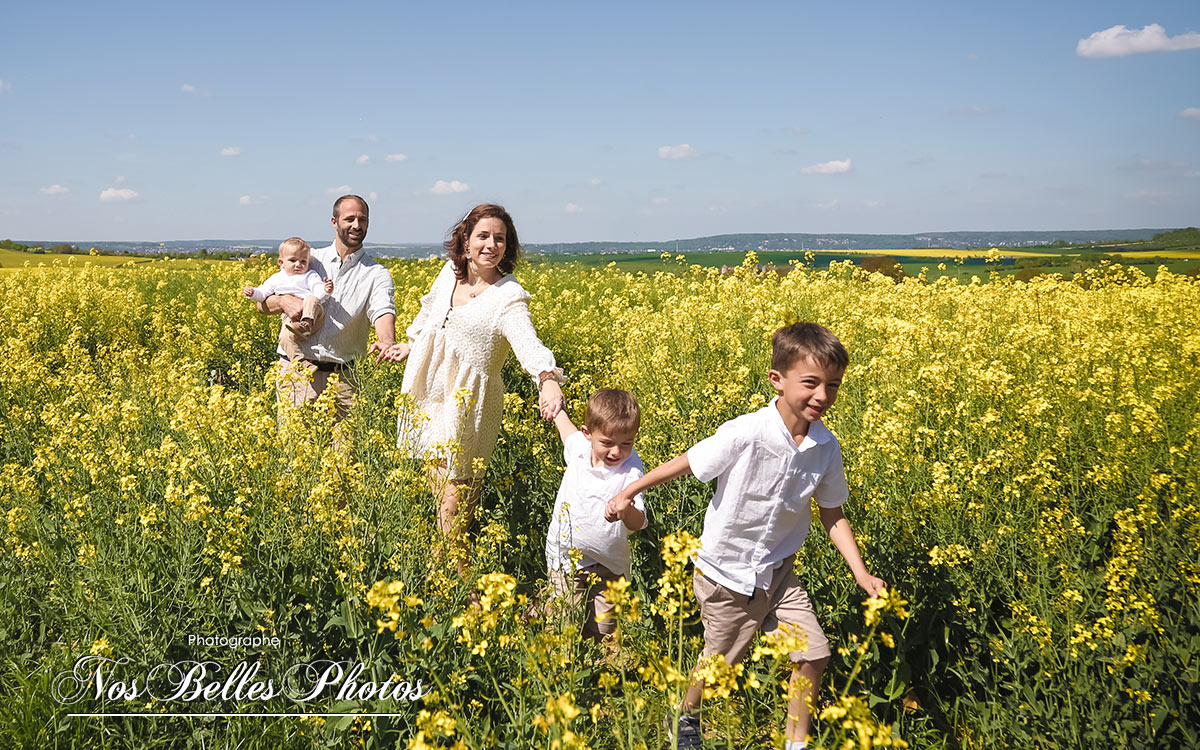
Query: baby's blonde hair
278 237 310 256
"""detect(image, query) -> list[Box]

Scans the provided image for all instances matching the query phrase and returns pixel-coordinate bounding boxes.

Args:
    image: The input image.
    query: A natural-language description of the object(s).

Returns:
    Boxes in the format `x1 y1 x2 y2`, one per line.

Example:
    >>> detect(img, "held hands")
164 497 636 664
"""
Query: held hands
323 278 334 294
371 341 410 364
604 493 632 523
538 379 564 421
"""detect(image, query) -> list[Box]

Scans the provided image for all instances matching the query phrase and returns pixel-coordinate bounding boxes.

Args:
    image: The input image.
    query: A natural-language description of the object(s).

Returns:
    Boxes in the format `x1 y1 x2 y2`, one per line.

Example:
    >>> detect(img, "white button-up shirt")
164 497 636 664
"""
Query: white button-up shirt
281 245 396 364
545 431 648 576
687 397 849 596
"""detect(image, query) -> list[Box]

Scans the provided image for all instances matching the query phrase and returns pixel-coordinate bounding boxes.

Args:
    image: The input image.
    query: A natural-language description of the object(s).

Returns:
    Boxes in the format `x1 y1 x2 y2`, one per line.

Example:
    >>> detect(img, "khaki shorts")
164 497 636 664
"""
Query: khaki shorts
693 556 830 664
276 360 358 425
549 563 621 640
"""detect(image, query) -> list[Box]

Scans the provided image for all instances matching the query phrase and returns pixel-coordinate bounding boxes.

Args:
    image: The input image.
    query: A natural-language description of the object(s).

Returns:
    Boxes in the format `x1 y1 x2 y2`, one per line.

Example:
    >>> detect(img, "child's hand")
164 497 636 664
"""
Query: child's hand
858 575 887 598
371 341 410 363
323 278 334 294
605 493 632 523
242 286 255 298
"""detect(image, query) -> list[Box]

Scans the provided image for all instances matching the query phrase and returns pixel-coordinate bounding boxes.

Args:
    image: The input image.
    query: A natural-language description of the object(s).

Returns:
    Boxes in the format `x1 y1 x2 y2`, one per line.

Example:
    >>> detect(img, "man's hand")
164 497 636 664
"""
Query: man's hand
371 341 410 363
275 294 304 321
323 278 334 294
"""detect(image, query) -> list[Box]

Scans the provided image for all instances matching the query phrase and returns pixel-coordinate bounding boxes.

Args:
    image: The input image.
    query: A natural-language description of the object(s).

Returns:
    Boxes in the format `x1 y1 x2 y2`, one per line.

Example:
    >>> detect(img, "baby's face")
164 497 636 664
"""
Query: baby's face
278 245 310 275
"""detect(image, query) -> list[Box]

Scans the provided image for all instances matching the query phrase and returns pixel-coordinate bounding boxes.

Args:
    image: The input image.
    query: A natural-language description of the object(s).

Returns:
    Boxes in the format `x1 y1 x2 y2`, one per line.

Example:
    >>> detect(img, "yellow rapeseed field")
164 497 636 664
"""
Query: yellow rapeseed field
0 254 1196 749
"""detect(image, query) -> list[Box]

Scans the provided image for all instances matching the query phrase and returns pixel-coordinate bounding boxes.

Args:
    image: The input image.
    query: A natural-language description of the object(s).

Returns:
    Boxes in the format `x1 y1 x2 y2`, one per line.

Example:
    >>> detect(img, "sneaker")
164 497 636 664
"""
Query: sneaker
670 713 702 749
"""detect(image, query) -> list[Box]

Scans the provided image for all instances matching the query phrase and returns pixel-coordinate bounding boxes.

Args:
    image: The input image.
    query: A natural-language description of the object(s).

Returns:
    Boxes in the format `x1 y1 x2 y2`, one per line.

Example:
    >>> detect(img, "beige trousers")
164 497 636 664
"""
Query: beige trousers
278 295 326 362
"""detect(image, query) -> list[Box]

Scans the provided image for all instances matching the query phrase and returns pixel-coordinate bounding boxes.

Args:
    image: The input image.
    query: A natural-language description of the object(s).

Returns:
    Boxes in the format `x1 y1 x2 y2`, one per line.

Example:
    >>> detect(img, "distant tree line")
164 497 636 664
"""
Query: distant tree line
0 239 247 261
1 239 84 254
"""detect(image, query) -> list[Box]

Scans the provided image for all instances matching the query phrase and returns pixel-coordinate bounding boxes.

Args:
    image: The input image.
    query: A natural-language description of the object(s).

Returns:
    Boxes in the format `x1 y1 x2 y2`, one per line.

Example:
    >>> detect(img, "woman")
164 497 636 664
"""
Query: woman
380 204 565 564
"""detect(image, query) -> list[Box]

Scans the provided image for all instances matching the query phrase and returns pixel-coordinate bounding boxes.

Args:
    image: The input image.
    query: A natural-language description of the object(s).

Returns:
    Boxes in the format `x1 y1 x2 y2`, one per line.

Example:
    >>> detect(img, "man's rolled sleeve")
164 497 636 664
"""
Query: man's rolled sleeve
366 268 396 324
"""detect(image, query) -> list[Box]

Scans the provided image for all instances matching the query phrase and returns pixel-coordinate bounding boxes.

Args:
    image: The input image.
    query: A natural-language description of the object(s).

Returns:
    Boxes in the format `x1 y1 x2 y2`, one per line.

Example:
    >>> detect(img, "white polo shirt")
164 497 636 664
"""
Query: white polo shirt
687 397 849 596
281 245 396 364
545 431 648 577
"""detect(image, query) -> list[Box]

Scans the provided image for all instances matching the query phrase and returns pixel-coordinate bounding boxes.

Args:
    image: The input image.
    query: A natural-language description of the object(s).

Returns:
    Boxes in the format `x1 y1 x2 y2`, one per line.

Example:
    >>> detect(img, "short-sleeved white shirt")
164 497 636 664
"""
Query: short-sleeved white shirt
545 431 648 577
687 397 850 596
280 245 396 364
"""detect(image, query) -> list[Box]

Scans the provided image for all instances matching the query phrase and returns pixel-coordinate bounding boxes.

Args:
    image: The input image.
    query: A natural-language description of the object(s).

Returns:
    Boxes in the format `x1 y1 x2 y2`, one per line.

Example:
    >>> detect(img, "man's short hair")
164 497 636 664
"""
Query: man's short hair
584 389 641 435
278 236 310 256
332 194 369 218
771 322 849 373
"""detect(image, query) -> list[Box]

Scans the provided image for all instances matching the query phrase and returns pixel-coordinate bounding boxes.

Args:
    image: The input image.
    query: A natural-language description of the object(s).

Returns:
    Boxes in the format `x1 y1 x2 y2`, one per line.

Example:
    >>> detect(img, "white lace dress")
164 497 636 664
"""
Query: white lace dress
398 261 562 479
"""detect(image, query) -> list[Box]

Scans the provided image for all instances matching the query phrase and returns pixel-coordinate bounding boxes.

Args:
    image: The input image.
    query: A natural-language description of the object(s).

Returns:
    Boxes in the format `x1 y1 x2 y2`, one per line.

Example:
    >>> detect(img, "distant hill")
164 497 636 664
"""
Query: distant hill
522 229 1175 255
5 228 1178 257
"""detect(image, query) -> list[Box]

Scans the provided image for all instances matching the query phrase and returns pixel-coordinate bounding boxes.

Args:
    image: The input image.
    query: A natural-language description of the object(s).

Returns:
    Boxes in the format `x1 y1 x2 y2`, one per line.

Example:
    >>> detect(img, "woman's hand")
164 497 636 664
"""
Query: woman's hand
538 378 564 420
372 341 410 363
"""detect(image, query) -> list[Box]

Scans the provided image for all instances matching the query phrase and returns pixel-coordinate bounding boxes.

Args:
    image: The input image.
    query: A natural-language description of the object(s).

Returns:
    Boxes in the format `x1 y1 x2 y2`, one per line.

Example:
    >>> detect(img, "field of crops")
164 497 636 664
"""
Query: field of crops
1 255 1197 749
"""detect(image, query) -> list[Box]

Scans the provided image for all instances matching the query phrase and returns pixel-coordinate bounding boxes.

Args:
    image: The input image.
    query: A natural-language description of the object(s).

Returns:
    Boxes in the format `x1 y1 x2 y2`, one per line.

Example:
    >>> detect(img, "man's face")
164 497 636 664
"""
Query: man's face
332 199 369 251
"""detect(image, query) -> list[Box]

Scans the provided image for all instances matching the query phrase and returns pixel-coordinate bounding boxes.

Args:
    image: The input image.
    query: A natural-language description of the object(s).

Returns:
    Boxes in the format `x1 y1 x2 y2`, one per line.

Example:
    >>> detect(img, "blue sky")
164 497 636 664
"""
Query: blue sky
1 0 1197 243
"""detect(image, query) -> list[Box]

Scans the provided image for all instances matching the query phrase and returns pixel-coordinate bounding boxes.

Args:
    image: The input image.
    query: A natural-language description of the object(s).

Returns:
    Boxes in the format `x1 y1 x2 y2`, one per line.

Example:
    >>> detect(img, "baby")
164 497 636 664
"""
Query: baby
242 237 333 361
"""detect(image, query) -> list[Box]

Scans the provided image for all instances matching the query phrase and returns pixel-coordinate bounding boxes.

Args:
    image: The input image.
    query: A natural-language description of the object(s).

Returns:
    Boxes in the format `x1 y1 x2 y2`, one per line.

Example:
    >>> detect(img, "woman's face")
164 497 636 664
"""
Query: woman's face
466 216 507 276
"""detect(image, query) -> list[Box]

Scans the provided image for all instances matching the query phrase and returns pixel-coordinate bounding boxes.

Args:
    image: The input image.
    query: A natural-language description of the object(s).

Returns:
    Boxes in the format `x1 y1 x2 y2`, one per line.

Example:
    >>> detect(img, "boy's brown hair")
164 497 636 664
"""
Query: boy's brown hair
771 322 849 373
584 389 641 435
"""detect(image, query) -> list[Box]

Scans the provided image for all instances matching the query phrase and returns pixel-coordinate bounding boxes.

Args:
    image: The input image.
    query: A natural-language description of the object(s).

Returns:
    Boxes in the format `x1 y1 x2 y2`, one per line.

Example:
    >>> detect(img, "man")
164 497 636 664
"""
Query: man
258 194 406 421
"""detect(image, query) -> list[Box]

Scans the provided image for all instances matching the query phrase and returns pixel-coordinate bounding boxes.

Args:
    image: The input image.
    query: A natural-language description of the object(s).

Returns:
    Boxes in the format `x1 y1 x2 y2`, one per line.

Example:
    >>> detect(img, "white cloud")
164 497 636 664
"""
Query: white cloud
238 195 264 206
115 175 126 184
801 159 852 174
1181 107 1200 120
180 83 197 94
430 180 470 195
565 203 583 214
658 143 699 160
100 188 138 202
588 177 604 186
1077 24 1200 58
368 191 378 201
0 79 11 94
355 154 370 165
384 153 408 162
40 184 69 196
364 134 379 143
220 146 242 157
814 199 840 210
651 196 671 205
326 184 352 195
865 200 884 209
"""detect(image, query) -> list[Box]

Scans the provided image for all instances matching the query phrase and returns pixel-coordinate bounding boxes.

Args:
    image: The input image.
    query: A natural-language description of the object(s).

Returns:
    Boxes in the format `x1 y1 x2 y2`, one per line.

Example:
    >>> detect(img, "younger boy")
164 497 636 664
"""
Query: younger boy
546 389 648 641
606 323 885 750
242 237 334 361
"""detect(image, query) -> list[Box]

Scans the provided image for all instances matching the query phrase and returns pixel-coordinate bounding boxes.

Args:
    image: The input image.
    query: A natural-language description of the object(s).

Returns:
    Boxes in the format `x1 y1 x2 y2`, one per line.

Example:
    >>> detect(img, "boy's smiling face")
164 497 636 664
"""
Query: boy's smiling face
581 426 637 468
769 357 844 431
